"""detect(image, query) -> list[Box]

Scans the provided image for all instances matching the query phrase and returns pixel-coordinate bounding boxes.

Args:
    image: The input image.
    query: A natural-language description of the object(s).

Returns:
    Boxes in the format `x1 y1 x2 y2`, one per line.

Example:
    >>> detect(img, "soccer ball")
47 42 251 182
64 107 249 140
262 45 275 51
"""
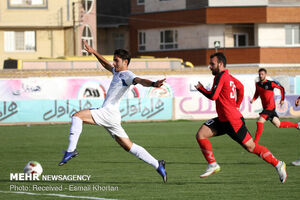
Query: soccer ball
24 161 43 177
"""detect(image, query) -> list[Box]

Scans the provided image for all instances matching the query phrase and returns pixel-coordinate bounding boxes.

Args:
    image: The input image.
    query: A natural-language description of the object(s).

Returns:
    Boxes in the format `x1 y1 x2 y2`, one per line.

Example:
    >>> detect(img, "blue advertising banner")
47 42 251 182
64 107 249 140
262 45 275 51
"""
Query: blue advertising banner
120 98 172 121
0 98 173 124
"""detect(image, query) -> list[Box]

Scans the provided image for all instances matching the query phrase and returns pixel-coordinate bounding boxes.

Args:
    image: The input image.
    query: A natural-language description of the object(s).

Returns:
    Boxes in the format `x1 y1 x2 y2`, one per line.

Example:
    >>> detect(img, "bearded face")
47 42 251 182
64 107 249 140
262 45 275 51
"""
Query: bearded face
209 56 221 75
259 71 267 82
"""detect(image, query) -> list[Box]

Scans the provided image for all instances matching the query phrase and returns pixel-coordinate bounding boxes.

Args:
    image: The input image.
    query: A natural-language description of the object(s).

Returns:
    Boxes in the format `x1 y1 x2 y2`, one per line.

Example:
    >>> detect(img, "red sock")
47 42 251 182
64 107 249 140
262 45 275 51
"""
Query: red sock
254 122 264 144
196 138 216 164
253 144 279 167
279 121 298 128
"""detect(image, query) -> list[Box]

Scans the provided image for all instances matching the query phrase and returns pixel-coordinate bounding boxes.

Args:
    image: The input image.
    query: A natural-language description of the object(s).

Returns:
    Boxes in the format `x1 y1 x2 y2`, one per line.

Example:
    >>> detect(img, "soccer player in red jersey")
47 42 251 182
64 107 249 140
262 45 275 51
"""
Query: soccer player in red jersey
250 68 299 144
292 96 300 166
195 52 287 183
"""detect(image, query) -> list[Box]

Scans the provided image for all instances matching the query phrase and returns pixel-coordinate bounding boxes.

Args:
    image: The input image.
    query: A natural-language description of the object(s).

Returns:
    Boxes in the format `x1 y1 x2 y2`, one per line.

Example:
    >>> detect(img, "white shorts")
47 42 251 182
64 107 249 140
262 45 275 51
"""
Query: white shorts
90 107 128 139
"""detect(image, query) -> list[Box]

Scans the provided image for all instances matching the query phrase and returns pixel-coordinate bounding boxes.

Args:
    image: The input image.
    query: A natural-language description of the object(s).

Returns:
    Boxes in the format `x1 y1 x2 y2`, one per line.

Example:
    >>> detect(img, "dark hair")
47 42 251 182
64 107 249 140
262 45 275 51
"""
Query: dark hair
210 52 226 67
114 49 131 65
258 68 267 73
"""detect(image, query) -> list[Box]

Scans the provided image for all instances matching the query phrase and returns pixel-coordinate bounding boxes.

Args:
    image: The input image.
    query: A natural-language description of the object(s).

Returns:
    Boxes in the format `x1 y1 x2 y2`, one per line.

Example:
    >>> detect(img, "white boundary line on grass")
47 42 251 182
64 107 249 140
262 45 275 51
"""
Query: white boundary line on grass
0 190 118 200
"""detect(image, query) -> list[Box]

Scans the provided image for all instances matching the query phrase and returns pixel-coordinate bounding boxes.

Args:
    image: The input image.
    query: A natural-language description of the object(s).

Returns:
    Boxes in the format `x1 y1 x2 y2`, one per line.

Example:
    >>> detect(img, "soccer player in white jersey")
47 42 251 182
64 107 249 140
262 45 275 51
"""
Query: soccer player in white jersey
58 41 167 182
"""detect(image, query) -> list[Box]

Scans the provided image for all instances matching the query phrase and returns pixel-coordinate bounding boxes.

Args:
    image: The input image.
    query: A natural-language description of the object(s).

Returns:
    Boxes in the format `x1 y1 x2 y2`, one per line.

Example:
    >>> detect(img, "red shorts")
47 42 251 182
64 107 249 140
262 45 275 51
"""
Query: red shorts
204 117 252 145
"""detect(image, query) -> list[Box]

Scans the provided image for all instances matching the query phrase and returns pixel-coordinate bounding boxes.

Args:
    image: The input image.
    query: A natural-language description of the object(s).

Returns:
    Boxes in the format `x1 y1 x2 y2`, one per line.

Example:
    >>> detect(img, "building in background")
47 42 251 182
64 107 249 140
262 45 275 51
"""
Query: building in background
0 0 97 69
130 0 300 66
97 0 130 54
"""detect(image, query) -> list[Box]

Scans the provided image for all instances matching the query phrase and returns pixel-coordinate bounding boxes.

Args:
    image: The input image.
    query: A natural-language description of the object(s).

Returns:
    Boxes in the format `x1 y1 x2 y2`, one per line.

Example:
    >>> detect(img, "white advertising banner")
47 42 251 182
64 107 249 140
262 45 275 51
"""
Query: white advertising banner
0 73 298 123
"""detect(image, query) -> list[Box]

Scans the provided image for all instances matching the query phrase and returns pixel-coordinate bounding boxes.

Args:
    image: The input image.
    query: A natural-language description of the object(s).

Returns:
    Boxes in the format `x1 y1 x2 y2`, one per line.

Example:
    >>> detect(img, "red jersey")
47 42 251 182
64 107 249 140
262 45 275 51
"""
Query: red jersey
252 80 285 110
198 69 244 122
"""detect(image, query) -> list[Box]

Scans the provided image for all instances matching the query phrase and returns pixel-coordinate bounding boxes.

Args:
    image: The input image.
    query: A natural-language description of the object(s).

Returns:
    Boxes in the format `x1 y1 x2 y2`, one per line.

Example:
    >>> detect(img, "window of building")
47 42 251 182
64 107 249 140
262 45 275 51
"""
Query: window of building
8 0 47 8
81 25 93 56
160 30 178 50
285 25 300 45
82 0 93 13
138 32 146 51
233 33 248 47
113 33 125 50
137 0 144 5
4 31 36 52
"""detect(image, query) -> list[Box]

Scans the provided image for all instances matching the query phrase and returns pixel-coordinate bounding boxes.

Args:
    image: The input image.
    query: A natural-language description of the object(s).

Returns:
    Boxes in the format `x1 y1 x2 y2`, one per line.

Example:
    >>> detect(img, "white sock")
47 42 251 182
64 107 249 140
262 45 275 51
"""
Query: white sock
129 143 159 169
67 116 83 152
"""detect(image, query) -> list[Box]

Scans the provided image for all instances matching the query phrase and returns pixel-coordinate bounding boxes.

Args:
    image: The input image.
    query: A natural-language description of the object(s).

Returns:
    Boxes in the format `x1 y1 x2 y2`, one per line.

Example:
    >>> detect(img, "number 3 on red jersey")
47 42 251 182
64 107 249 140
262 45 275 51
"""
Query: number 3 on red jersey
230 81 236 99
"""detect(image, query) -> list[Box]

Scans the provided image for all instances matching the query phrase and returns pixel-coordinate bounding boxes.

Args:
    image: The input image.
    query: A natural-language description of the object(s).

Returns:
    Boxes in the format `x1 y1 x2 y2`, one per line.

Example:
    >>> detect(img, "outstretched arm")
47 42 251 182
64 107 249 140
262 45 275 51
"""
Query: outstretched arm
271 81 285 105
195 74 224 100
83 40 113 73
250 84 259 104
233 77 244 108
134 77 166 87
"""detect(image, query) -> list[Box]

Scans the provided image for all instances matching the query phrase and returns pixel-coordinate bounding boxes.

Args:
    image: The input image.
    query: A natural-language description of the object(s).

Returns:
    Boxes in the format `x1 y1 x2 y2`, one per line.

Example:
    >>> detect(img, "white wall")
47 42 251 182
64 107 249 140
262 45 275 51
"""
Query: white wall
257 24 285 47
208 25 225 48
178 26 209 49
141 29 160 51
144 0 186 13
140 25 226 51
209 0 268 7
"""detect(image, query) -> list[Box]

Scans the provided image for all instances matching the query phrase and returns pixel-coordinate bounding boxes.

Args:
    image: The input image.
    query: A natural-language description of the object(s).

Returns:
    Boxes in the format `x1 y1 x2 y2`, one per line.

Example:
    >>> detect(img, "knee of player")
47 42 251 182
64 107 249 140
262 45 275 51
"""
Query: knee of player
72 112 80 117
72 112 84 120
246 146 255 153
71 113 85 122
195 129 204 139
244 142 255 153
275 123 281 128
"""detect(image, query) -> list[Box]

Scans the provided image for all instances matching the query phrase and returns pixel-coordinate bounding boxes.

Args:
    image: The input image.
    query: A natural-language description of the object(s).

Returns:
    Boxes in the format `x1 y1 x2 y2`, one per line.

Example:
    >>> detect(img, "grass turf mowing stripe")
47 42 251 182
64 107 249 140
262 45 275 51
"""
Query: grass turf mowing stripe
0 190 118 200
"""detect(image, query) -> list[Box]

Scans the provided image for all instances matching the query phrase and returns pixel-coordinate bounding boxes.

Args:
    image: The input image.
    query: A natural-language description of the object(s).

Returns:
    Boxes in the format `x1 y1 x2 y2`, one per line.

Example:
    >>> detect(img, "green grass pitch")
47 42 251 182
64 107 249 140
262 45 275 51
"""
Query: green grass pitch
0 119 299 200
